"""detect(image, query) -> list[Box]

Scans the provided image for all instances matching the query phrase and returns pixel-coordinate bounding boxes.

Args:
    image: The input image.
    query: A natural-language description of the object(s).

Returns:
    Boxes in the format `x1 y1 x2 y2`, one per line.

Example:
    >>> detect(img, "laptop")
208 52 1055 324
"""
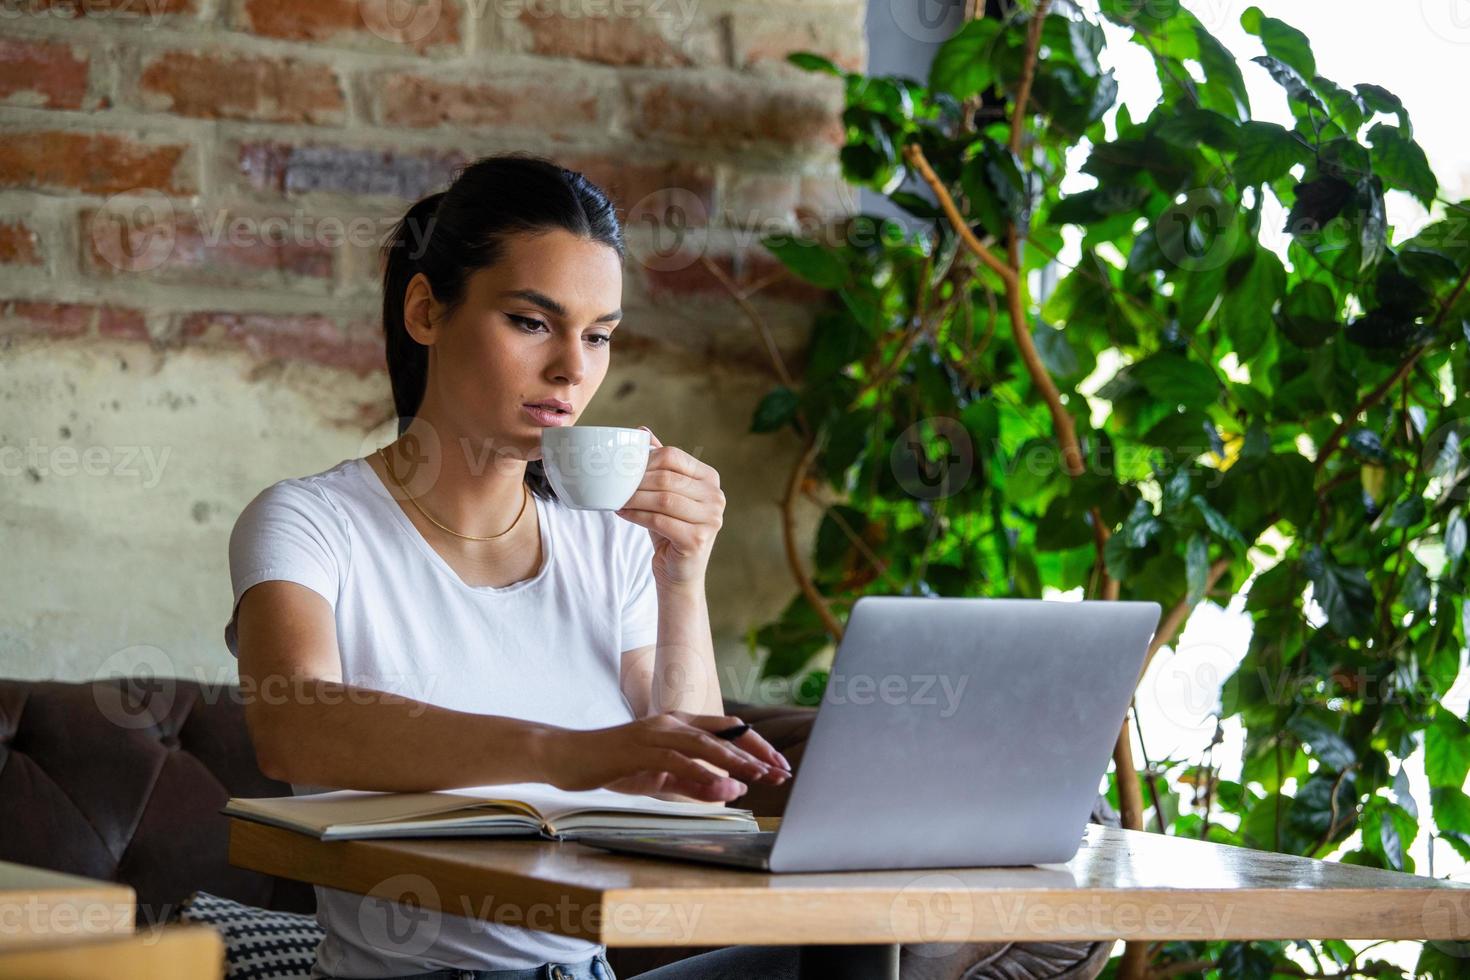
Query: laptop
576 595 1161 873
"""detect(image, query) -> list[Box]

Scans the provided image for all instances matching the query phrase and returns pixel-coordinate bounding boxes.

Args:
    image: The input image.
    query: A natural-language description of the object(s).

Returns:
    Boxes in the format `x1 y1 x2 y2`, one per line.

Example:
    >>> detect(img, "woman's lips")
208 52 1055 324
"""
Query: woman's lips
522 404 572 426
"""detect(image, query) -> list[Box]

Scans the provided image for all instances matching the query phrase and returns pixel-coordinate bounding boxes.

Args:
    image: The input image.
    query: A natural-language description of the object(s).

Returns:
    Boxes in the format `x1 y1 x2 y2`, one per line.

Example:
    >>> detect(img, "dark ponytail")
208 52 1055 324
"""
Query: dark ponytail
380 154 626 500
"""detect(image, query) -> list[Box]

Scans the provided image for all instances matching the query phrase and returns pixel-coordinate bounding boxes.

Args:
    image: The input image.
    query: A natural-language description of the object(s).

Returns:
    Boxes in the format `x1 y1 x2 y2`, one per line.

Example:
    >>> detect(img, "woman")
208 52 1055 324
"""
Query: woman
225 155 802 980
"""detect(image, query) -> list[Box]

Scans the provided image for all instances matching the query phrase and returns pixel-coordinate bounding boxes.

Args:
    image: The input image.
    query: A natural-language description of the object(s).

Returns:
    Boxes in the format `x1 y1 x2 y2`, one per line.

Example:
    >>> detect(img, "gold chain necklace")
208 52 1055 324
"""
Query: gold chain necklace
376 446 529 542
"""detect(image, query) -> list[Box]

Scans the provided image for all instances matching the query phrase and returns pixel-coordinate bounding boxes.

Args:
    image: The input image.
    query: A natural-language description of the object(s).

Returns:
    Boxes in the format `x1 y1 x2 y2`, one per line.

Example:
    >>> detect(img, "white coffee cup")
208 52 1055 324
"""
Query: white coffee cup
540 426 651 510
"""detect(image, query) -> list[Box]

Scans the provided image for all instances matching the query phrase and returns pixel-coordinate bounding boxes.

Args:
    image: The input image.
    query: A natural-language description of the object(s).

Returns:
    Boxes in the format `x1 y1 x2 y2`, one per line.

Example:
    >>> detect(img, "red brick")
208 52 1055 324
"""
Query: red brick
374 71 599 133
559 156 716 224
0 219 42 265
731 12 866 74
98 306 149 340
0 38 90 110
627 79 844 151
0 300 95 338
179 311 383 375
236 140 467 198
718 171 801 230
0 131 193 195
638 249 831 305
509 13 717 67
236 0 462 55
82 204 335 285
138 50 345 125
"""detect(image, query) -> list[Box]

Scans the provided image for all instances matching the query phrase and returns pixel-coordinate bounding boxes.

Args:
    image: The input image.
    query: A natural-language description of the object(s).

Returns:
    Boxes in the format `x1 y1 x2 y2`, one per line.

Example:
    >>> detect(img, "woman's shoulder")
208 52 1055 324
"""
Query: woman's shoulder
232 458 364 536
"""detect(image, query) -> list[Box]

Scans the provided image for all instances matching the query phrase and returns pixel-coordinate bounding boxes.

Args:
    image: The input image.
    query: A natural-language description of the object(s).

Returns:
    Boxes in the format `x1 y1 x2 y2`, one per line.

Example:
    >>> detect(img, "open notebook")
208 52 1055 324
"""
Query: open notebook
223 781 759 841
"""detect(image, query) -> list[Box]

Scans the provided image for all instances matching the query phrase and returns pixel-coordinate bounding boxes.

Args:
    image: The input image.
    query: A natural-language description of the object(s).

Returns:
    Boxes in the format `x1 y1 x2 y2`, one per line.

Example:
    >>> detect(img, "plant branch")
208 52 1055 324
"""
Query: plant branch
1314 262 1470 474
698 254 800 395
782 434 846 644
1009 0 1052 157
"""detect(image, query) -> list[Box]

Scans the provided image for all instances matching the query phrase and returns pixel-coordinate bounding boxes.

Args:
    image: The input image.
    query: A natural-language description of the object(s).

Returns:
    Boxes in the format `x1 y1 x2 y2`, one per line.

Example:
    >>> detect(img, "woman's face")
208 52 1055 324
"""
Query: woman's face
411 228 624 462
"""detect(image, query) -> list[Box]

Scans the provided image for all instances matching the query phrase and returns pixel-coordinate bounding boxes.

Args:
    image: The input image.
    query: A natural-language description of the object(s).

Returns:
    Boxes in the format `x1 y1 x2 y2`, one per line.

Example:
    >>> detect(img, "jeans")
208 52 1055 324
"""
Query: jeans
317 946 801 980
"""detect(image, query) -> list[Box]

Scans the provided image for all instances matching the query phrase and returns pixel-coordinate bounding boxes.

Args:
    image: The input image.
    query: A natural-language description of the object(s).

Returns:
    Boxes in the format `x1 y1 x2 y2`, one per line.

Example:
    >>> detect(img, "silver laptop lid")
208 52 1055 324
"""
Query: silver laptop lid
768 596 1161 872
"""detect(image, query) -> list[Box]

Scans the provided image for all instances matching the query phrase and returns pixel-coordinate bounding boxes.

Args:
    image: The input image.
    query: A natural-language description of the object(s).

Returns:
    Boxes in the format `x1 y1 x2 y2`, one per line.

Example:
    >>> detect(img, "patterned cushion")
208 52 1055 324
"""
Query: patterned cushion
177 890 323 979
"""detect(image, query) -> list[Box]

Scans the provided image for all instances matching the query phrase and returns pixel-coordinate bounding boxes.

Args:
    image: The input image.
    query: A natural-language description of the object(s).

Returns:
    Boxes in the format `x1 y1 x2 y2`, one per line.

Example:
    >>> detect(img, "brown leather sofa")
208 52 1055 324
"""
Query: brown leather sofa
0 677 1116 979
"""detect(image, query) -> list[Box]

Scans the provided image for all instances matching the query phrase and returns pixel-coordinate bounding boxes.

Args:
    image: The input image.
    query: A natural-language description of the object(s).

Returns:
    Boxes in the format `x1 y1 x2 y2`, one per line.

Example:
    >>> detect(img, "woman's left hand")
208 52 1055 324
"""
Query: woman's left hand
616 427 725 590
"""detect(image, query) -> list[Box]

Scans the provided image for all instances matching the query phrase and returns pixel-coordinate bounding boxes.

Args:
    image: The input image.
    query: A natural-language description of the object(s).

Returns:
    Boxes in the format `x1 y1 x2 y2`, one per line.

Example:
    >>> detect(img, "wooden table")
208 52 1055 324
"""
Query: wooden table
230 818 1470 979
0 860 136 951
0 859 223 978
0 926 224 980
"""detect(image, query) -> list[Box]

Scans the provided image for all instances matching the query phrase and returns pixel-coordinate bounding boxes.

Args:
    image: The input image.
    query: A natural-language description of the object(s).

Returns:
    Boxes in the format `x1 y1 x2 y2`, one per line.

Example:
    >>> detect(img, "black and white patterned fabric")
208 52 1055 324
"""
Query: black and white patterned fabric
177 890 324 980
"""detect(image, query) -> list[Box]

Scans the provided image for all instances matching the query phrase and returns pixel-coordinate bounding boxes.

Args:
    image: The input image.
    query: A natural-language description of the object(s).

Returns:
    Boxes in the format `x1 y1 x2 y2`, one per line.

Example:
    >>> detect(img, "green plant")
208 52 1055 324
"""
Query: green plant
736 2 1470 976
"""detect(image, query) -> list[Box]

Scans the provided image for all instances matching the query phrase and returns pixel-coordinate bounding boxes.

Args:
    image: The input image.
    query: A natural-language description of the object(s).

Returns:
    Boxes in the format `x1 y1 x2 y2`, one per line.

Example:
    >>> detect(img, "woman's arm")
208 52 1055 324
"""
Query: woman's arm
620 580 723 719
236 580 560 790
239 580 786 799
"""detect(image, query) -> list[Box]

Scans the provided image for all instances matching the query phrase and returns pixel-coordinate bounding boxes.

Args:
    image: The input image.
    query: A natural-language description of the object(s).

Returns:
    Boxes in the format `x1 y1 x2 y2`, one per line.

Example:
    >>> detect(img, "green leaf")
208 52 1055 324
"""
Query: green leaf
1128 353 1220 409
750 386 800 433
1192 494 1247 550
1218 246 1286 362
1303 546 1372 636
1033 322 1082 379
929 18 1001 100
1425 709 1470 789
754 594 832 678
1186 532 1209 605
1100 0 1180 30
1431 786 1470 834
1194 23 1250 120
787 51 843 76
1356 83 1411 132
1278 281 1338 348
1048 185 1150 226
1287 711 1358 771
1368 123 1439 208
1156 108 1240 150
1241 7 1316 81
1447 511 1467 564
762 236 847 289
1232 121 1310 187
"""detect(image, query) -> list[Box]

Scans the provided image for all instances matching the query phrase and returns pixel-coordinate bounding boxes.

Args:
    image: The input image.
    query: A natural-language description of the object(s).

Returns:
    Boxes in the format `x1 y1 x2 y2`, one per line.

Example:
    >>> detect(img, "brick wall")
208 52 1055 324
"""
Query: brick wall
0 0 863 373
0 0 864 689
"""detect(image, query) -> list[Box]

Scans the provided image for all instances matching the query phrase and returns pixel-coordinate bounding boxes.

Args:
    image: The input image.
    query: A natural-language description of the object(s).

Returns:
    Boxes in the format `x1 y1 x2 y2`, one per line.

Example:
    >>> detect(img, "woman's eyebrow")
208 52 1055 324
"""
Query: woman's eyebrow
499 288 621 323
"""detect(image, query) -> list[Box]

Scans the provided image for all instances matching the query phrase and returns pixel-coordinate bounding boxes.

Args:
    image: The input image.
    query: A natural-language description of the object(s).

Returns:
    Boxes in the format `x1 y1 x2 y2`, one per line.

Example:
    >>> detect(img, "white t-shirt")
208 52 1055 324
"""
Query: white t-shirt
223 456 657 976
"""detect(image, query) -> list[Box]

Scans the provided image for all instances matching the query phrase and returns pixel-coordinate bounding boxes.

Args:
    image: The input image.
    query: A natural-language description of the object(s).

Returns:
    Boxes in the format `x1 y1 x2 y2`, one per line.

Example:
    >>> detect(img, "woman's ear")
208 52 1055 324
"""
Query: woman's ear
402 272 440 347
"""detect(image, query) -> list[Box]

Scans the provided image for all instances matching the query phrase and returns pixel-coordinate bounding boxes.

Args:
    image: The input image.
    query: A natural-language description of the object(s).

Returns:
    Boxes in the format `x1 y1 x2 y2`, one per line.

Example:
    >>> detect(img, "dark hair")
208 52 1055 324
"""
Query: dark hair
381 154 626 500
